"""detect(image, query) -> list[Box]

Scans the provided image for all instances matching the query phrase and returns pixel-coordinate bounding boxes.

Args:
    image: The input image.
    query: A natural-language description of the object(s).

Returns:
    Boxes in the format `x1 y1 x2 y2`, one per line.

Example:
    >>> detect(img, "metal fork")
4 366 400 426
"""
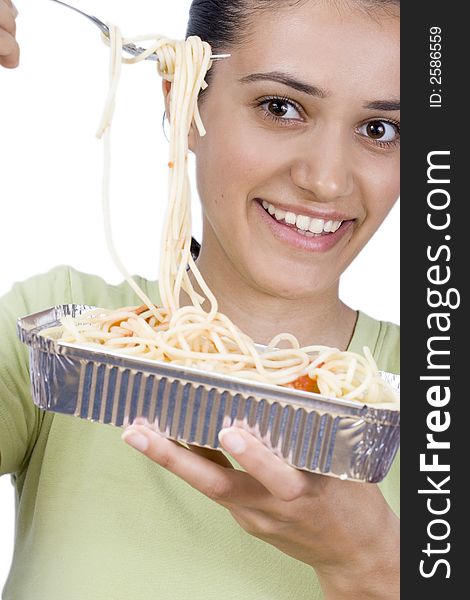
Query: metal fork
49 0 231 62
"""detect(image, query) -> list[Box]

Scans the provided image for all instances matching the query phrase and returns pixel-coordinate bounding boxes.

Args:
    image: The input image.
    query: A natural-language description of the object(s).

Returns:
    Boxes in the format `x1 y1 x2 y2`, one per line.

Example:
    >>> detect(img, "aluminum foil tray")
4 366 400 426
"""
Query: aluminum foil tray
17 304 400 483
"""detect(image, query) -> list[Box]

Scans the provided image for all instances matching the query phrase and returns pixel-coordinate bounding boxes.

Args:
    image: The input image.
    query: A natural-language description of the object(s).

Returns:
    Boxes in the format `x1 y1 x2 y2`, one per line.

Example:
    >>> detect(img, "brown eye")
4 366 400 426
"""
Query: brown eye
367 121 386 139
268 100 289 117
260 97 301 120
357 119 400 144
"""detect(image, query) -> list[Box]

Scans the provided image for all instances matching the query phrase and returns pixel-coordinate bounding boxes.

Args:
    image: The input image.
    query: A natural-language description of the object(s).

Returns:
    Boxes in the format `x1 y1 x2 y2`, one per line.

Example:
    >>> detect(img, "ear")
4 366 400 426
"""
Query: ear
161 79 197 152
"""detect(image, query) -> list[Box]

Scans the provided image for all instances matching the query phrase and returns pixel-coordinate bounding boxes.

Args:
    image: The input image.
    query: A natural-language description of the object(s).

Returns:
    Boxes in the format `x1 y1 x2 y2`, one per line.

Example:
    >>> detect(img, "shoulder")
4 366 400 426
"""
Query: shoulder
0 264 158 380
0 265 85 328
66 267 159 310
0 266 78 475
0 265 158 319
0 266 156 474
350 311 400 375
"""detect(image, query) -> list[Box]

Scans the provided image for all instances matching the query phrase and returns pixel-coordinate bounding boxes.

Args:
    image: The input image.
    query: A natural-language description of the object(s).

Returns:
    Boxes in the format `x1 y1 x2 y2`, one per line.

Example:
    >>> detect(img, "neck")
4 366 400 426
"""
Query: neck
187 237 357 351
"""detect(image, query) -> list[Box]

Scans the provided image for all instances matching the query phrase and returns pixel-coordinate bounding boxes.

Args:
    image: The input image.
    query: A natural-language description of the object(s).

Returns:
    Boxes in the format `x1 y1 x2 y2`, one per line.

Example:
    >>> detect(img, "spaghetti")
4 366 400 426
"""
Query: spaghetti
55 25 398 407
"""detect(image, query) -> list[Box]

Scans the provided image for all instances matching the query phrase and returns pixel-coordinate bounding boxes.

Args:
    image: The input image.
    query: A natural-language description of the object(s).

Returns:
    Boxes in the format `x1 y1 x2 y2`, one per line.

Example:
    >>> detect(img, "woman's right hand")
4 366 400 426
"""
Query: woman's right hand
0 0 19 68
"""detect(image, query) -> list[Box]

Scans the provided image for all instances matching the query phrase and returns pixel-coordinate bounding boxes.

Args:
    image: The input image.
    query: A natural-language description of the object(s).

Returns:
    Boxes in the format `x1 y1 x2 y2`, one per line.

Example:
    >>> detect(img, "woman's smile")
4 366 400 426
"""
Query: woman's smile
253 197 355 252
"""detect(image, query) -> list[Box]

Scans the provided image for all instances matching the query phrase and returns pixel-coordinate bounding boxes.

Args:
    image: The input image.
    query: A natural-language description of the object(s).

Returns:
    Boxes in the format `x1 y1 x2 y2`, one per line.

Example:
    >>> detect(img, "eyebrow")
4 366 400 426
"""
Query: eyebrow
239 71 400 112
363 100 400 111
238 71 329 98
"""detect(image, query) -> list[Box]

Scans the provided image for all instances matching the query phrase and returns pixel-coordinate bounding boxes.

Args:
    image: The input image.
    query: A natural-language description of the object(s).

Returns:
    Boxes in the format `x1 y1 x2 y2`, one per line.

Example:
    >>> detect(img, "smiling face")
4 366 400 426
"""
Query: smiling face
190 0 400 300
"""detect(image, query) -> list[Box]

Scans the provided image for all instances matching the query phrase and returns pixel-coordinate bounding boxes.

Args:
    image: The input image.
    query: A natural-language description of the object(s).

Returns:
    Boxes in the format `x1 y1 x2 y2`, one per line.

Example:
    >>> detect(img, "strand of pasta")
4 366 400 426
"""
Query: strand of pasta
56 25 398 406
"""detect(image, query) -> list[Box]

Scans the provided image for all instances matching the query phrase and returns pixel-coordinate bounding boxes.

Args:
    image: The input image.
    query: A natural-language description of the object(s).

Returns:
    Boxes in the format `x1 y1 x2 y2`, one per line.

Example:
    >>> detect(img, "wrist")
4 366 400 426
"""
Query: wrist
316 512 400 599
318 570 399 600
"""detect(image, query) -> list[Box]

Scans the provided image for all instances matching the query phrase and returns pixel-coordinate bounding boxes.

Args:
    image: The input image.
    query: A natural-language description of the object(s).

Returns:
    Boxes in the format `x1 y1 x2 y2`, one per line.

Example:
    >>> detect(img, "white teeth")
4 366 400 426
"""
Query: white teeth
285 212 297 225
261 201 343 235
296 215 311 231
309 218 324 234
331 221 341 232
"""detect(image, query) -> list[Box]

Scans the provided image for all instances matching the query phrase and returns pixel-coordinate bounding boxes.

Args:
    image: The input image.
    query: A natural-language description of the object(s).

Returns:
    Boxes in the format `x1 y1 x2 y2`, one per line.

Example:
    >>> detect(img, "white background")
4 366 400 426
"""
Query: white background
0 0 400 589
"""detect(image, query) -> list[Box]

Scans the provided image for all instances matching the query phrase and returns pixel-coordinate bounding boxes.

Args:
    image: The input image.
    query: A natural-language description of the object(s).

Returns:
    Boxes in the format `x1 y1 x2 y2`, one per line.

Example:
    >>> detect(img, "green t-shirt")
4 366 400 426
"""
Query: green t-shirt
0 266 399 600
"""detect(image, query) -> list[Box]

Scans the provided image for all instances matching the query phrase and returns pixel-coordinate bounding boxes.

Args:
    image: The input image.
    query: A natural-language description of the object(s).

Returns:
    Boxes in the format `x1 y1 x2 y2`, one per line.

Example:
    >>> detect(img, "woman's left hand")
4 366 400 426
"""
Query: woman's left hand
122 424 399 599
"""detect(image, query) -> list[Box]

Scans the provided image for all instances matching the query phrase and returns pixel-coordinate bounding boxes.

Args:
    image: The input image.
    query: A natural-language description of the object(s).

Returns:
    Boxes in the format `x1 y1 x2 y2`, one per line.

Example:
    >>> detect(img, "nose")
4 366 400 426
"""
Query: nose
289 127 354 202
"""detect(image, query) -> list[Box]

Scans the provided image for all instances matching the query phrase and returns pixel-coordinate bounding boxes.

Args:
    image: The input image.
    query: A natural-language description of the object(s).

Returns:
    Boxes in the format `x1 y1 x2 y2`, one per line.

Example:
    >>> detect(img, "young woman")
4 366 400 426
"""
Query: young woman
0 0 400 598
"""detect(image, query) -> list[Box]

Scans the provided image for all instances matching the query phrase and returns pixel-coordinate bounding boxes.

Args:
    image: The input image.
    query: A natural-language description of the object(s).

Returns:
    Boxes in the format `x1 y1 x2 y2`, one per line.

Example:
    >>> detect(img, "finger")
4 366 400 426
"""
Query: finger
130 417 234 469
0 3 16 35
122 424 267 505
218 427 311 502
130 416 188 451
0 29 19 68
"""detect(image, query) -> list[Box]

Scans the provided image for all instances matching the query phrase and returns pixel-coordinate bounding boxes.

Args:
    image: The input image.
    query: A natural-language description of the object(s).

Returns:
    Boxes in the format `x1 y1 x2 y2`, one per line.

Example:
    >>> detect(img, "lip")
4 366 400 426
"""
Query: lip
254 199 355 252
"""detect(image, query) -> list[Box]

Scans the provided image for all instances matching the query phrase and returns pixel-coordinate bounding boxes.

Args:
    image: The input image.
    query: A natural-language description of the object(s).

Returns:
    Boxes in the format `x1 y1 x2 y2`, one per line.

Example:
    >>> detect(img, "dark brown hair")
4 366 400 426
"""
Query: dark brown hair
187 0 400 53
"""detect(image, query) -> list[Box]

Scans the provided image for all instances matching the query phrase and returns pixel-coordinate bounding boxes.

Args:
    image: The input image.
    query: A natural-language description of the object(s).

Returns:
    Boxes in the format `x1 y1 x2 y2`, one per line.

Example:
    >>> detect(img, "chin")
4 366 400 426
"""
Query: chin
248 266 333 301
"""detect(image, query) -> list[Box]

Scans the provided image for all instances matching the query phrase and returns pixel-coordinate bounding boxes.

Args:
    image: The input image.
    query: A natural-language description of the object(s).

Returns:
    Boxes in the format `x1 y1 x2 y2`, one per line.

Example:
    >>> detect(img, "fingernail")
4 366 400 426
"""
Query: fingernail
11 3 19 18
219 428 246 454
122 429 149 452
131 417 150 427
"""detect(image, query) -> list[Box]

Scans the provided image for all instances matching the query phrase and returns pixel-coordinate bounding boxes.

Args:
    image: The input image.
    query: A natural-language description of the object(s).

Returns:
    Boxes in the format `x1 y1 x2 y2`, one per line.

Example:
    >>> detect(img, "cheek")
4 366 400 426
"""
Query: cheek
359 155 400 225
194 109 283 213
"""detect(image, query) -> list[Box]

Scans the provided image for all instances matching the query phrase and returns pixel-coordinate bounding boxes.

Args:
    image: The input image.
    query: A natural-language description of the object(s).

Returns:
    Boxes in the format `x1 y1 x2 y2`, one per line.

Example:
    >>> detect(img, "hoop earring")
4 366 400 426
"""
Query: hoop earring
162 111 170 142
